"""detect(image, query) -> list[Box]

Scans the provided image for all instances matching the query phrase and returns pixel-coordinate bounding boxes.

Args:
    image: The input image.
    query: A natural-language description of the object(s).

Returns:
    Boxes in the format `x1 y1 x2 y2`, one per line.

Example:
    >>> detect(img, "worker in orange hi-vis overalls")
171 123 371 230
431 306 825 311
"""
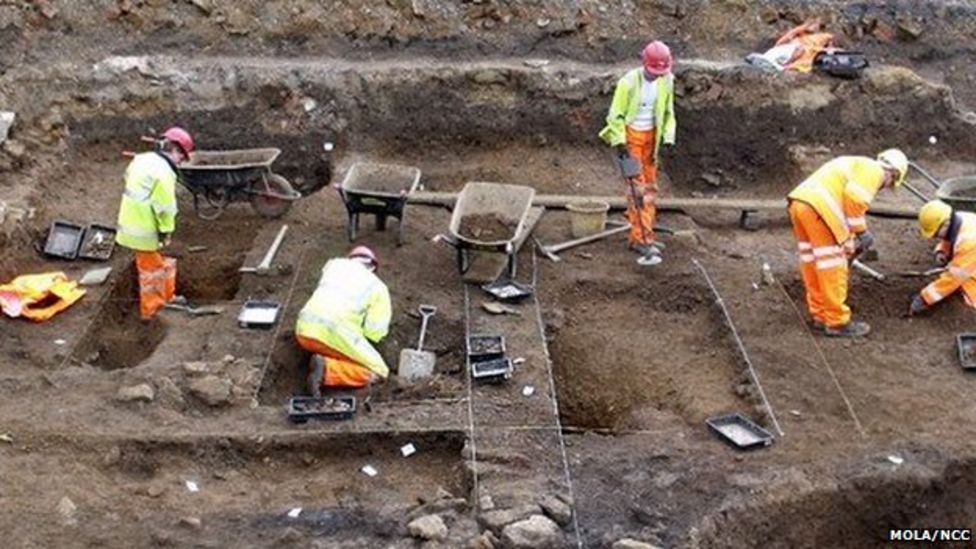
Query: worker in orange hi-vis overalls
114 127 194 320
908 200 976 316
599 40 677 266
787 149 908 338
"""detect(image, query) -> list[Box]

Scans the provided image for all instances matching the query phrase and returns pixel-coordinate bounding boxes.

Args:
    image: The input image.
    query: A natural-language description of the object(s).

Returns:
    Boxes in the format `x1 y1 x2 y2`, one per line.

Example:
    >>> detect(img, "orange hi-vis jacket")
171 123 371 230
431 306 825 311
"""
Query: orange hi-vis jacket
921 212 976 308
787 156 886 245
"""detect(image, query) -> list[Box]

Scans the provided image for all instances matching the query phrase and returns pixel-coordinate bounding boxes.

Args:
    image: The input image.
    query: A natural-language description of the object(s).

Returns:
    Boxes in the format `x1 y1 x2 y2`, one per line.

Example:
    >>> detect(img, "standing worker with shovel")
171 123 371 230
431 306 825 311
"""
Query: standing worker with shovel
115 127 194 320
295 246 392 395
599 40 677 266
787 149 909 337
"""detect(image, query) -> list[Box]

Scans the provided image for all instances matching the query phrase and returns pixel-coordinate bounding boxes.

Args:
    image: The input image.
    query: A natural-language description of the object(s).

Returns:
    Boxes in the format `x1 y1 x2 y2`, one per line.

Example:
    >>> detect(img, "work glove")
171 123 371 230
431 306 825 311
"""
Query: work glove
854 231 874 255
907 294 927 317
842 238 857 258
630 184 648 209
614 144 629 158
159 233 172 248
934 250 950 266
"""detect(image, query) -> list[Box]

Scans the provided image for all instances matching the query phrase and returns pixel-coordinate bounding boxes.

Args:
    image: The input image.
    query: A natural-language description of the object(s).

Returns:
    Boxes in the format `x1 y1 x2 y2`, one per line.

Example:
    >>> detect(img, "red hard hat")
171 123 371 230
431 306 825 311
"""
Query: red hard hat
349 245 379 270
642 41 673 76
161 126 195 156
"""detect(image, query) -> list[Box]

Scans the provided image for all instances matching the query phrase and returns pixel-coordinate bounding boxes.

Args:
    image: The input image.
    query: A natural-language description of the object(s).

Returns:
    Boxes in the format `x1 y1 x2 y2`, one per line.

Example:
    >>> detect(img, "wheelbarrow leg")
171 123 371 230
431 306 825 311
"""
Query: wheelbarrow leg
375 214 388 232
347 213 357 242
507 252 517 279
396 216 405 247
456 248 470 274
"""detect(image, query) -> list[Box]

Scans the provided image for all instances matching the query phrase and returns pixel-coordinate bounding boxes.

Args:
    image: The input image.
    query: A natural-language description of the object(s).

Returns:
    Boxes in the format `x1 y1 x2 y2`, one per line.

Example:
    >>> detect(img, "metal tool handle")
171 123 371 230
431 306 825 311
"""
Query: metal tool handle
909 161 943 190
416 305 437 351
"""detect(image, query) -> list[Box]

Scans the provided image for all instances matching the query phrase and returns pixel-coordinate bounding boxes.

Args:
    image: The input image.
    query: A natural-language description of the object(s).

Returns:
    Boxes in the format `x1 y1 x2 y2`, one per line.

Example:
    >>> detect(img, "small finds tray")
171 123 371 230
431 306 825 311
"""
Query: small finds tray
481 279 534 302
287 396 356 423
78 224 117 261
957 333 976 370
472 357 513 384
238 300 281 329
467 334 506 363
706 413 774 450
43 220 85 260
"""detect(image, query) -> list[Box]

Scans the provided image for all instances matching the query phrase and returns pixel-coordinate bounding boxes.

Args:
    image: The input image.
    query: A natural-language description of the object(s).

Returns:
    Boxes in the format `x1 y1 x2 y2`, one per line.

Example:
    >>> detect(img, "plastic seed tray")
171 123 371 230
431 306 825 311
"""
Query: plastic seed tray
467 334 506 363
706 413 774 450
78 224 117 261
287 396 356 423
957 333 976 370
481 279 534 302
472 358 513 384
237 300 281 329
43 220 85 260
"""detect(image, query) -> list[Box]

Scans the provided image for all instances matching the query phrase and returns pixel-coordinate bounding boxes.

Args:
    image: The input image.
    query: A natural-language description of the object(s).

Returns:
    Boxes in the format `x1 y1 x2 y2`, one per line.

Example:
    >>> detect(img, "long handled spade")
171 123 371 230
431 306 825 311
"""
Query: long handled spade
617 153 661 267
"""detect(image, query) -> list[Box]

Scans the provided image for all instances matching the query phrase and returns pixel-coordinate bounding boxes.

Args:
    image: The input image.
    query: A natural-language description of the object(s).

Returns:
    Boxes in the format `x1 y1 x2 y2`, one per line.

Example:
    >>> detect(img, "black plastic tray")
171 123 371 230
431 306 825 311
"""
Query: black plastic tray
706 413 774 450
481 279 534 302
78 224 117 261
43 220 84 260
287 396 356 423
472 358 513 384
957 334 976 370
467 334 506 363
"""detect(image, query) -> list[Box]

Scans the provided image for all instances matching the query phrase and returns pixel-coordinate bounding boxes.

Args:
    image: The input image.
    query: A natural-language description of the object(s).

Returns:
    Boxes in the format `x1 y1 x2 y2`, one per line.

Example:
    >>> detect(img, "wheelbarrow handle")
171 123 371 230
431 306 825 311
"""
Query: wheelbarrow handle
909 161 943 190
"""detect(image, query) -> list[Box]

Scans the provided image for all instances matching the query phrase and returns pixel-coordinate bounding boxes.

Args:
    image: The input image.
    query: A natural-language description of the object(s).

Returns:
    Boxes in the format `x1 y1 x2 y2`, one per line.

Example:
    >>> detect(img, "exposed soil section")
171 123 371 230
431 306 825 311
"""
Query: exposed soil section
458 213 518 242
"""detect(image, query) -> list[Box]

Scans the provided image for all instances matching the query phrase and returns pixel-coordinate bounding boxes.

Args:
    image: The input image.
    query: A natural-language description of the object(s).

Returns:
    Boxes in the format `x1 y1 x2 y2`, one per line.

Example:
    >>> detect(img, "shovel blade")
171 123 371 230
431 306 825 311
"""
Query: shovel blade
398 349 436 384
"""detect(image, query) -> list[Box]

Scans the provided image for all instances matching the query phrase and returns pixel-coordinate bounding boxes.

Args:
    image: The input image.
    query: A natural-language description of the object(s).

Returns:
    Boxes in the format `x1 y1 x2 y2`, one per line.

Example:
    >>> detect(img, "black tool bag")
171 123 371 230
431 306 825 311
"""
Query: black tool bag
813 50 869 79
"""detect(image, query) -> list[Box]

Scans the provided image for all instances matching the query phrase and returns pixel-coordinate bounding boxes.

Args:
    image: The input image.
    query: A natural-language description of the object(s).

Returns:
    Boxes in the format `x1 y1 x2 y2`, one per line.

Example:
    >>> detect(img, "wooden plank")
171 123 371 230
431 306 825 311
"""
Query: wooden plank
408 192 917 219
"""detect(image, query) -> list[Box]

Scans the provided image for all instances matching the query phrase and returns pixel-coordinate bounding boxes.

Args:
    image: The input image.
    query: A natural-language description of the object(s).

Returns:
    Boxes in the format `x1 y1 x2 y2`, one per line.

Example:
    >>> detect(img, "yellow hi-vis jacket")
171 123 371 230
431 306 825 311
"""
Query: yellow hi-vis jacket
787 156 886 244
922 212 976 308
295 258 393 378
115 152 178 251
598 68 677 162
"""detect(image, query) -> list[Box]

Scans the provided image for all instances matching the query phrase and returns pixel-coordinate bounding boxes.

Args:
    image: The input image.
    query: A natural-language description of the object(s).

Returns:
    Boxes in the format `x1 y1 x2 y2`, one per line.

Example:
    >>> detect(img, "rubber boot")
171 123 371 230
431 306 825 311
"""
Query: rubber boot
636 246 663 267
824 320 870 338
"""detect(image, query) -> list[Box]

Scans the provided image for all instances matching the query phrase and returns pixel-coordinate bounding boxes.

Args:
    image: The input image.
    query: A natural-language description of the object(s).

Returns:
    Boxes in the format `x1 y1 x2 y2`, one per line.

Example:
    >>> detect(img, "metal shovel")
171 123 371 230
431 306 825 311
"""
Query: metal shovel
398 305 437 384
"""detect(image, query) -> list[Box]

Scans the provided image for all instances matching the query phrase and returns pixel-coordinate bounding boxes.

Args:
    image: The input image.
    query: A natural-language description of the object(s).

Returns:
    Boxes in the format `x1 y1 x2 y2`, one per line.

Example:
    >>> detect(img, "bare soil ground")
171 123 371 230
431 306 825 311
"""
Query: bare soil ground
3 1 976 548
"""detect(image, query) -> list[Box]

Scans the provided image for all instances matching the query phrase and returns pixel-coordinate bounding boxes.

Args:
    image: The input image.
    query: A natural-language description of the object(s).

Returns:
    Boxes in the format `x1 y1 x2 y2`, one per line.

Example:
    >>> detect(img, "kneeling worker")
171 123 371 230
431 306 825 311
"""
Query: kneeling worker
787 149 908 337
909 200 976 315
295 246 392 396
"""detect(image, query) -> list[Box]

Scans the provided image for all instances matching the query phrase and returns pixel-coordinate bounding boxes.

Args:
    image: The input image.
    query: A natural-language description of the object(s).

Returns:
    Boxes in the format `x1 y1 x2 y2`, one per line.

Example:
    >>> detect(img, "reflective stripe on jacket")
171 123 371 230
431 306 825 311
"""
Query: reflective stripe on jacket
599 69 676 161
295 258 392 377
787 156 885 244
921 212 976 308
115 152 178 251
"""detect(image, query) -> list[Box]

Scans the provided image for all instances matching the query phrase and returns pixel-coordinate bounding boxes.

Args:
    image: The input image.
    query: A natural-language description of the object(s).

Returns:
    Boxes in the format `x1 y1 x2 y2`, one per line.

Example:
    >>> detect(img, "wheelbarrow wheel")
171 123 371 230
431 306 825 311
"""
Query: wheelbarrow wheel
250 174 295 219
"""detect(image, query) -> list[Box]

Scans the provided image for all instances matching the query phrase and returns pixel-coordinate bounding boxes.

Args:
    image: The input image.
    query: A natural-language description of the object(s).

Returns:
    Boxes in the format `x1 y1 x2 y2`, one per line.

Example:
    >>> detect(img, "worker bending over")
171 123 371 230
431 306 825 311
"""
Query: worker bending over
295 246 392 396
115 127 194 320
600 40 677 266
787 149 908 337
909 200 976 316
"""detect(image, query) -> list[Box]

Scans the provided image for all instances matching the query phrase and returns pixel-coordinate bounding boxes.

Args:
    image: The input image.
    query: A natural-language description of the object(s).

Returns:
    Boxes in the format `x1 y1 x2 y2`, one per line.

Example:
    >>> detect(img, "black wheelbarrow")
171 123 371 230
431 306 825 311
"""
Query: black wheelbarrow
338 162 421 246
179 148 301 220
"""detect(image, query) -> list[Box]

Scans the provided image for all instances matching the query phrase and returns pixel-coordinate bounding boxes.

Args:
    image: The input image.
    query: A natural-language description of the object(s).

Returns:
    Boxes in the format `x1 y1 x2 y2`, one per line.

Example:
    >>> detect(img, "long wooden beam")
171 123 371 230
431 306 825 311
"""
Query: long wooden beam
407 192 917 219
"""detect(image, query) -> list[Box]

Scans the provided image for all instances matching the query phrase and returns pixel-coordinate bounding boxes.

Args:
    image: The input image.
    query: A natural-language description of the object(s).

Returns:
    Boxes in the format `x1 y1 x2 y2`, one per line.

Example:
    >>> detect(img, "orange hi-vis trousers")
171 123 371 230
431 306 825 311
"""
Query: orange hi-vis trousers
624 126 658 246
788 200 851 327
135 251 176 320
296 335 374 388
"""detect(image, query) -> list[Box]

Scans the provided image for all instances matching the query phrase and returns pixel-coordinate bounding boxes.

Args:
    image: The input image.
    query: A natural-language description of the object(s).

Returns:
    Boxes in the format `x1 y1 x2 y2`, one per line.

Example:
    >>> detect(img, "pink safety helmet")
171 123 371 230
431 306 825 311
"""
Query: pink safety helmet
161 126 195 156
642 41 673 76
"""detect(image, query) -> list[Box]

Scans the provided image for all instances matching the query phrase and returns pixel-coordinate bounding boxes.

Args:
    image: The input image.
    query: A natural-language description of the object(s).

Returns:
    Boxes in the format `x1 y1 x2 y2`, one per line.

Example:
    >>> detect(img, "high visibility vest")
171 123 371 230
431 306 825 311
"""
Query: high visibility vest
295 258 392 377
599 68 677 161
787 156 885 244
0 272 85 322
115 152 178 252
921 212 976 308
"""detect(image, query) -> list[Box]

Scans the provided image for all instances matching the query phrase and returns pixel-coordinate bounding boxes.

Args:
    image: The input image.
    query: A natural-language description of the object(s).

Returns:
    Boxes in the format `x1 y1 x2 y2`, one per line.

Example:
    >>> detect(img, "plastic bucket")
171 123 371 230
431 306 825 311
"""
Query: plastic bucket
566 201 609 238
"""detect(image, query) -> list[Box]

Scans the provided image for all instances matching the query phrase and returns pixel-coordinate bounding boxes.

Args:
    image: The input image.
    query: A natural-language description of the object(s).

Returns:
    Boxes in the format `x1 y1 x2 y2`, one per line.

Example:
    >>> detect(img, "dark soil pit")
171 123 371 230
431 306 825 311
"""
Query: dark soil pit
458 214 517 242
545 270 748 431
170 216 262 302
71 265 167 371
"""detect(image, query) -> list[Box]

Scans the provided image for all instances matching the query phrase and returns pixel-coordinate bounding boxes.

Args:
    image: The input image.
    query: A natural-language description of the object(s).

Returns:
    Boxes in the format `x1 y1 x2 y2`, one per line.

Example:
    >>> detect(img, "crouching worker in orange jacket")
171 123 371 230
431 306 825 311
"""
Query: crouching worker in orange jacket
787 149 908 337
908 200 976 316
295 246 392 396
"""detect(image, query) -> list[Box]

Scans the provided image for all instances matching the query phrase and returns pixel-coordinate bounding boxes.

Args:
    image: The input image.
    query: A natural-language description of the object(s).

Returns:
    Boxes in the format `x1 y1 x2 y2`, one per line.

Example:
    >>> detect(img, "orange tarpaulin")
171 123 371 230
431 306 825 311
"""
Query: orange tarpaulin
0 272 85 322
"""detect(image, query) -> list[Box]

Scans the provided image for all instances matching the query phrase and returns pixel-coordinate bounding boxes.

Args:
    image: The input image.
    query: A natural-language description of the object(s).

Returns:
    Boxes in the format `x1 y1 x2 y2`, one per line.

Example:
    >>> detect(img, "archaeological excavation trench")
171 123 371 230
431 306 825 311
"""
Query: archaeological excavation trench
5 2 976 546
